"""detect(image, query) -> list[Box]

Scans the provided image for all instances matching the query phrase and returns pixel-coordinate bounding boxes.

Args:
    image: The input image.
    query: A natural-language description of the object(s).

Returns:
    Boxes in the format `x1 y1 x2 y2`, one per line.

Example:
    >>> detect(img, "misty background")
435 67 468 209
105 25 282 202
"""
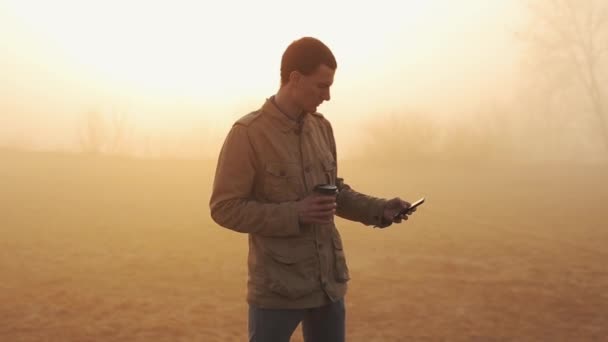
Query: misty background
1 0 607 163
3 1 608 341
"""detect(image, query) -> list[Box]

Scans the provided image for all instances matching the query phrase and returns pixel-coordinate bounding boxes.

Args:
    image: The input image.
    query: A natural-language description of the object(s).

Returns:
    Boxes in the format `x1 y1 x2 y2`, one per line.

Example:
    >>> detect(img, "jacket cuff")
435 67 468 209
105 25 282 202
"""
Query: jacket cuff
370 198 392 228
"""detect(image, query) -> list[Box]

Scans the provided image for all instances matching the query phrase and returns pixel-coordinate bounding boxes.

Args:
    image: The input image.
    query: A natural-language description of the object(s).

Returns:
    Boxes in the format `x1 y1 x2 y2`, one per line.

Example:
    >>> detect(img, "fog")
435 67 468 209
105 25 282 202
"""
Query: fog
3 2 608 340
1 0 606 162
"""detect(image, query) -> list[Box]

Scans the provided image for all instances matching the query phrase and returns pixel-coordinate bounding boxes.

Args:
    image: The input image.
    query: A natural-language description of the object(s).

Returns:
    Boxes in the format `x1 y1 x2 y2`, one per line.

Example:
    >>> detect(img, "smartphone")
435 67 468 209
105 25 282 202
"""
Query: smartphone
394 197 425 219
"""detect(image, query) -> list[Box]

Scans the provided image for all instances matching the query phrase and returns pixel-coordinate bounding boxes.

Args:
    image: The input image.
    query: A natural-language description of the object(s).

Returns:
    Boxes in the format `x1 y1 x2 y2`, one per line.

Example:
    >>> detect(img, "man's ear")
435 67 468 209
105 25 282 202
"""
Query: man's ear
289 70 301 86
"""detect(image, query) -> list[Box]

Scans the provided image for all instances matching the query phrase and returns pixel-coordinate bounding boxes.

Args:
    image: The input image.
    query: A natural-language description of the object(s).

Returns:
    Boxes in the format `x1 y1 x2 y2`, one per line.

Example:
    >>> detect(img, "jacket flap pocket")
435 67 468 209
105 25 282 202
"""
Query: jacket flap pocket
261 238 312 265
270 252 307 265
265 162 298 177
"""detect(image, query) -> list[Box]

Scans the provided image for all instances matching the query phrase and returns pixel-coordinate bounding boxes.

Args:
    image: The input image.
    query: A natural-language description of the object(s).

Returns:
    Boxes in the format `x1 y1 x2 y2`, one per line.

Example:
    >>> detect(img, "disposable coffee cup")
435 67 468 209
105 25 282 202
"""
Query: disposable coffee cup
314 184 338 196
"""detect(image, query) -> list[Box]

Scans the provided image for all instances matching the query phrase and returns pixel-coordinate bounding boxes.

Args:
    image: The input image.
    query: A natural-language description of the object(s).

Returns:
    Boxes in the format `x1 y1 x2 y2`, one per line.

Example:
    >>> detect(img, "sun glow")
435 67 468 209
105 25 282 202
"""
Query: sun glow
4 0 432 102
2 0 521 156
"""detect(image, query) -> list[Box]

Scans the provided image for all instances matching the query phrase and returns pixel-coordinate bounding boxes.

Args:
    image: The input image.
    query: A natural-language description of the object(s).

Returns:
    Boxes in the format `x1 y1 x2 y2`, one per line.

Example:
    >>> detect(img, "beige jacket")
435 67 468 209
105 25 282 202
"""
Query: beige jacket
210 98 388 309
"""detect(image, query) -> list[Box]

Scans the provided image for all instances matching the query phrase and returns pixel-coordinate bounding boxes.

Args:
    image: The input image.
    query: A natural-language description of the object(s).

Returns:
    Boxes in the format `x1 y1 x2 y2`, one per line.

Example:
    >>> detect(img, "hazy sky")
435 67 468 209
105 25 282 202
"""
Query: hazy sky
0 0 526 158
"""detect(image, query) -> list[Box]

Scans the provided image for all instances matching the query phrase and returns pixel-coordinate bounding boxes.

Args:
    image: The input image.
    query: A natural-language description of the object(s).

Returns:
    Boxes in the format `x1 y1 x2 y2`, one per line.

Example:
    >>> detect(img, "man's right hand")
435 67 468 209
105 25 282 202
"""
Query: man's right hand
296 194 337 225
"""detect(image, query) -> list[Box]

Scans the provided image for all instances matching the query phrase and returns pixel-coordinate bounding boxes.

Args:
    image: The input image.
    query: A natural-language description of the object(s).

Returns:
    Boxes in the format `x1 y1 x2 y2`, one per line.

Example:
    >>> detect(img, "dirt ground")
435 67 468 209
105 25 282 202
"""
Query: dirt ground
1 150 607 341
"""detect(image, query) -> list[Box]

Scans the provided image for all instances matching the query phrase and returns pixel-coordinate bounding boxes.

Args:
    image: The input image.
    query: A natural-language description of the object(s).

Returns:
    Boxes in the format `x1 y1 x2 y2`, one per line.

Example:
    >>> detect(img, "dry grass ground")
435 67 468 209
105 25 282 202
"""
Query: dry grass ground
1 149 607 341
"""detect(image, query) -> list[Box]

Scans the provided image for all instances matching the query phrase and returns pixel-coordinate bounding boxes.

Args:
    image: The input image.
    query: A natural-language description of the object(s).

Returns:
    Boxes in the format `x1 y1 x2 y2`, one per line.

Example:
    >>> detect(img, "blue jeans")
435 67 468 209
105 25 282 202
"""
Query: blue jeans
248 298 345 342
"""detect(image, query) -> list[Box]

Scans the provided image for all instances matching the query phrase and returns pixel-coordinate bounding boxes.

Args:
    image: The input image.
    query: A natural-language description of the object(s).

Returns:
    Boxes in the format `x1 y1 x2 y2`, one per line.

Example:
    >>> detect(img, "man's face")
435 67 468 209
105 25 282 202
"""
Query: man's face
292 64 335 113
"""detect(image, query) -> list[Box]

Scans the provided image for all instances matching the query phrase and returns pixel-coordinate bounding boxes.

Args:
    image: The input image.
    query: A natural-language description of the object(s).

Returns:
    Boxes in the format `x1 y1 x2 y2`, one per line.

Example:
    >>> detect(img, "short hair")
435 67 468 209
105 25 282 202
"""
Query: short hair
280 37 337 86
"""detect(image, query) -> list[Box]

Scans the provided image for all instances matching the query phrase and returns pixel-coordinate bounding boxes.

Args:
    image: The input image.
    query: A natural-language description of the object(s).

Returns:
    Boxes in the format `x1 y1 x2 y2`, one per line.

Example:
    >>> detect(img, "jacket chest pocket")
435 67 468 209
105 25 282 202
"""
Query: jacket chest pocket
263 162 302 202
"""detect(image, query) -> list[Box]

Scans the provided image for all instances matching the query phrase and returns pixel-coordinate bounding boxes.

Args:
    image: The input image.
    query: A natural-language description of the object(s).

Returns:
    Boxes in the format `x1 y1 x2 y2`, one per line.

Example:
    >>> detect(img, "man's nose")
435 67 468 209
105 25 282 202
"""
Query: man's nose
323 88 331 101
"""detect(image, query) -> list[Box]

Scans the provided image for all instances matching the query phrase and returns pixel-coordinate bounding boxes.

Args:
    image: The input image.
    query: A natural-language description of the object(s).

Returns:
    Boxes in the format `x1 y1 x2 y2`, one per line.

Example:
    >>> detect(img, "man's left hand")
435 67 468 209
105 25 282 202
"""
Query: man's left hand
383 197 416 224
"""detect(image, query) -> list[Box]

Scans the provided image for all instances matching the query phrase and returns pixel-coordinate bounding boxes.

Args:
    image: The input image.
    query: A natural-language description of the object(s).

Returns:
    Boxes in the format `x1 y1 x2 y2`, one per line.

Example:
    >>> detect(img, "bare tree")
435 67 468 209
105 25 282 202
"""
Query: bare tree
79 110 106 155
521 0 608 151
78 108 134 156
107 110 135 155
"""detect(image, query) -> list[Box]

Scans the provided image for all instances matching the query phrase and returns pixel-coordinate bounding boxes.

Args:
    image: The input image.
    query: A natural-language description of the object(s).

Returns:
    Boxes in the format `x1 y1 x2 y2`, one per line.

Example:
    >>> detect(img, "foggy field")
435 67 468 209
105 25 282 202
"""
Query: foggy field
1 149 607 341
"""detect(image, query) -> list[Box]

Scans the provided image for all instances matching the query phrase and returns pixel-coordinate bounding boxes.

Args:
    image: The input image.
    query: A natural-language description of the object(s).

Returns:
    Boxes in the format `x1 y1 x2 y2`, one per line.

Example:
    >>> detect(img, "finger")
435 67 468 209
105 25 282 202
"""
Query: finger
312 195 337 204
310 212 335 221
308 209 336 218
305 217 333 224
391 210 404 220
392 198 408 207
313 203 337 211
396 212 410 221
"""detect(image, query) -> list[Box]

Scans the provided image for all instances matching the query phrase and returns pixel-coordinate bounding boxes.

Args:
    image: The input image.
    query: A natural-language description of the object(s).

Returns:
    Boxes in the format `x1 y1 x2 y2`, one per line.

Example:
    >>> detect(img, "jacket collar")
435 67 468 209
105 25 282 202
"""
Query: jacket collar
262 97 311 134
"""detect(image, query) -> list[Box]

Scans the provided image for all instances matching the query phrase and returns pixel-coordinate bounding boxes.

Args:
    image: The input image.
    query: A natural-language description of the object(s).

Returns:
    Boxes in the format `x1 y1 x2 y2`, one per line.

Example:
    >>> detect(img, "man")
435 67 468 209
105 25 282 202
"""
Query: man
210 37 416 342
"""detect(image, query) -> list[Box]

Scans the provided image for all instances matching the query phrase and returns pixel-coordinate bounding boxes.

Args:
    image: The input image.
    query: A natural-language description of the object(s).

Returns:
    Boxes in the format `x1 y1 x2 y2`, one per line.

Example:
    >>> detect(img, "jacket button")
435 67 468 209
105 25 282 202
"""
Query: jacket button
304 166 311 173
317 243 323 249
279 171 286 176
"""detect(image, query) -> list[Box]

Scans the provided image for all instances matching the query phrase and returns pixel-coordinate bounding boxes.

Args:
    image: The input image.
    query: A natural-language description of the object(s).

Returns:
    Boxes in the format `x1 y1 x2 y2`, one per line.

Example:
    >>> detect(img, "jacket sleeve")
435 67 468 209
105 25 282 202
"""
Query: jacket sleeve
209 124 301 237
324 121 390 227
335 178 389 227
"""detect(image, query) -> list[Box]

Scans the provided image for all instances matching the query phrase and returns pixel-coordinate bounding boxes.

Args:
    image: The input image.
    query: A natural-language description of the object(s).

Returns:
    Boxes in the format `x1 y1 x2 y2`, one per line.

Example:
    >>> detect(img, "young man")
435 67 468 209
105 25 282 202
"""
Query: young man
210 37 416 342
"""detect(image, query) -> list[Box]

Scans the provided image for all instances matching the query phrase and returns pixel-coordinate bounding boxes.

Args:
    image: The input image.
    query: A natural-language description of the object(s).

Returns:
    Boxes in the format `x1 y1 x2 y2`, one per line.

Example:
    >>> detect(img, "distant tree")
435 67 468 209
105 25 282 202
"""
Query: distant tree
357 104 516 164
79 108 134 156
520 0 608 151
107 110 135 155
357 111 441 163
79 110 106 155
